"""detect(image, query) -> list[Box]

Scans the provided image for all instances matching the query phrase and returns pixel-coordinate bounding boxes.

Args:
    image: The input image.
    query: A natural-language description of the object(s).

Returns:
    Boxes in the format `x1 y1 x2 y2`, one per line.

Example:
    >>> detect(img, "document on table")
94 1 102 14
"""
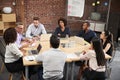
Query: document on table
24 55 37 61
67 53 80 59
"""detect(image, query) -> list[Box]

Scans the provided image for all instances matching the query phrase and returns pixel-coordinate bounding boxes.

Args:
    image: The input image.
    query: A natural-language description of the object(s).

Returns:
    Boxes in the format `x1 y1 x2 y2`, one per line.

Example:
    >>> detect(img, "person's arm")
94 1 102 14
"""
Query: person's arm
103 43 111 53
91 31 97 38
76 30 83 37
41 24 47 34
26 25 32 38
54 27 59 36
35 53 44 62
79 50 93 60
11 43 24 57
67 27 71 37
19 42 30 50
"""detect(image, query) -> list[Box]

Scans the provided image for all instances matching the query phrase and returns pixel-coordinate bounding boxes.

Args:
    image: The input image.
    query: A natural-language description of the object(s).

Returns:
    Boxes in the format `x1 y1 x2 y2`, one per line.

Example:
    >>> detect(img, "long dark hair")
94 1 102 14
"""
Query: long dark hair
92 38 106 66
104 30 112 42
3 27 17 45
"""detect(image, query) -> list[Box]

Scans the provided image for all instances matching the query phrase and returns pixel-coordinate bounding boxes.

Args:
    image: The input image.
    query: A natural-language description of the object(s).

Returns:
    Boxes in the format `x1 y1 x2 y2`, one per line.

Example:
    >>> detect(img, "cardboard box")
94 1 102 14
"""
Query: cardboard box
2 14 16 22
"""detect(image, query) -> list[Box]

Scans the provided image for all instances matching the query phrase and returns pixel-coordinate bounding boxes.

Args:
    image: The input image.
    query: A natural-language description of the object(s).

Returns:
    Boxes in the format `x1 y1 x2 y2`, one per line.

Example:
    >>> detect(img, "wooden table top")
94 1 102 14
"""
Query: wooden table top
23 35 111 66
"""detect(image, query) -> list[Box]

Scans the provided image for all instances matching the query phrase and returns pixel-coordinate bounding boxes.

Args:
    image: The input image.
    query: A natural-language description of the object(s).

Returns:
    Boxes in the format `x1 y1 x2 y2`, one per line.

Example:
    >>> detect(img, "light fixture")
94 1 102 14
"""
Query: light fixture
97 1 100 5
104 2 108 6
92 3 96 6
92 1 100 6
12 2 16 6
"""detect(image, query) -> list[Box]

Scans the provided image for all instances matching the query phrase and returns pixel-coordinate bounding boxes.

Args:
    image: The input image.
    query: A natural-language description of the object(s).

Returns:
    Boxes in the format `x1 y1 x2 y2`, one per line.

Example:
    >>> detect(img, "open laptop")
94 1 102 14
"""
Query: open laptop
29 44 42 55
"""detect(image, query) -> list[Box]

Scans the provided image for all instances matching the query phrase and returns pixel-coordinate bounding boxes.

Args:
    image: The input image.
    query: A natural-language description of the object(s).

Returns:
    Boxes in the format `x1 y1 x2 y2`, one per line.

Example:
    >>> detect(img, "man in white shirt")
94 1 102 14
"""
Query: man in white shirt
36 35 67 80
26 17 47 39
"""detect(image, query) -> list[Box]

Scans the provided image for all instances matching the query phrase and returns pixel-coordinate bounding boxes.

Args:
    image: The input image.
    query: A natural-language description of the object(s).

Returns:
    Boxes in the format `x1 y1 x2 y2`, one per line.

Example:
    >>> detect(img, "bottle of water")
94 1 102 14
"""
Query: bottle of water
66 34 69 39
65 34 69 47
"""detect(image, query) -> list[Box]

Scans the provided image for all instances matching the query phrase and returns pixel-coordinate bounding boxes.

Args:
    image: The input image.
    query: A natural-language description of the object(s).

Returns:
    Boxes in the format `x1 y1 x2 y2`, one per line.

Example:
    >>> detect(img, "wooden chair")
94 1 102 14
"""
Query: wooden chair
0 36 26 80
9 72 26 80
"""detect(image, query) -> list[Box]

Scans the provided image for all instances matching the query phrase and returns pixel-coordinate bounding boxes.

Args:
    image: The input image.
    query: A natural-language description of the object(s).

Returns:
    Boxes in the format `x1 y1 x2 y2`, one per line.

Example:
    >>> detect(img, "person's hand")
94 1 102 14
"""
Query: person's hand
58 33 61 36
21 42 30 48
21 49 27 56
25 38 33 43
33 35 40 41
82 50 86 55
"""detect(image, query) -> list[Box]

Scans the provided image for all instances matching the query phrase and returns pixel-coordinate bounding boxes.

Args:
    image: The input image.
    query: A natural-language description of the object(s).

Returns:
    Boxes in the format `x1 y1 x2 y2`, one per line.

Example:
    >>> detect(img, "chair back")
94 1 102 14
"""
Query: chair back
0 36 6 61
109 33 115 63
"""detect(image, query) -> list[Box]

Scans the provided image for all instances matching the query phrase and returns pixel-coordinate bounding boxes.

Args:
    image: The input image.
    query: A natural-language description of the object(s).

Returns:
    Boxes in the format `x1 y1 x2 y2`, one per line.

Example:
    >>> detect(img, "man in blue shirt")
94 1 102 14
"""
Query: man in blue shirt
77 22 97 43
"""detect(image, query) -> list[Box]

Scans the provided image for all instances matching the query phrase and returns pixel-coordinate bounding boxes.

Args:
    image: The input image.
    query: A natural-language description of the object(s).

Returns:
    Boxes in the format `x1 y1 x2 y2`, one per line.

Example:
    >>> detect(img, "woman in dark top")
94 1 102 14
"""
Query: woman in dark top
54 18 70 38
100 30 113 56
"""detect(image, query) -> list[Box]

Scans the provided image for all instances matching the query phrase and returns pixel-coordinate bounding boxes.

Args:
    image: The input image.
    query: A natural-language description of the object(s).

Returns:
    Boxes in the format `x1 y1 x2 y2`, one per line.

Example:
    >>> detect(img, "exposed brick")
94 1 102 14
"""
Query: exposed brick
1 0 114 35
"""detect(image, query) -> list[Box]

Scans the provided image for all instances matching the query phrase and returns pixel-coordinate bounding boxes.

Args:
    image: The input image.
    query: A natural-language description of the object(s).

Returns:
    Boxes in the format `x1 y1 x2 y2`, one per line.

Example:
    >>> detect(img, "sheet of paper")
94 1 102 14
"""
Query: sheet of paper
67 0 85 17
24 55 37 61
67 53 79 59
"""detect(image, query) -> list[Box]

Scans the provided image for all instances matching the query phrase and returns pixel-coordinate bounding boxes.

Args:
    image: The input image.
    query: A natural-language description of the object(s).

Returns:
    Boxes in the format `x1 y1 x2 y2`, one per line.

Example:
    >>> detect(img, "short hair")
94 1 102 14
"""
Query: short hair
58 18 67 26
3 27 17 45
16 22 23 27
33 17 39 20
83 21 90 27
50 35 60 48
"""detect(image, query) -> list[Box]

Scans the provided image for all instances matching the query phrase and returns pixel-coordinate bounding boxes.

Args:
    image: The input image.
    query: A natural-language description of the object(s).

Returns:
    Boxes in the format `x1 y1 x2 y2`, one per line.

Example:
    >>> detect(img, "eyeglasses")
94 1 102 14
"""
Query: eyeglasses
18 27 23 29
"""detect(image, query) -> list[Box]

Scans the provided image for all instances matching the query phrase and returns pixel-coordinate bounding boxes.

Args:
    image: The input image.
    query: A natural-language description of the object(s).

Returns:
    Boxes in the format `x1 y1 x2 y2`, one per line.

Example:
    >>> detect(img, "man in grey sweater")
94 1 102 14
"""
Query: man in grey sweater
36 35 67 80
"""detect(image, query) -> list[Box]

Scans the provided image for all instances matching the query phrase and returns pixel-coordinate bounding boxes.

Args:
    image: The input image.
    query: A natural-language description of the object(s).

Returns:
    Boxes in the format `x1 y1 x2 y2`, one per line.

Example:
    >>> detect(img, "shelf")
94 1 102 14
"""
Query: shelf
90 22 105 32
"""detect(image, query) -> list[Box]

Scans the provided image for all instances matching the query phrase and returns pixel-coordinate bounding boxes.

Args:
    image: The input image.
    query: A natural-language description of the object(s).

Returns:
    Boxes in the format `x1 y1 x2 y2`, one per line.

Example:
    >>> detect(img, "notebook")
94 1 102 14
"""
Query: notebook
29 44 42 55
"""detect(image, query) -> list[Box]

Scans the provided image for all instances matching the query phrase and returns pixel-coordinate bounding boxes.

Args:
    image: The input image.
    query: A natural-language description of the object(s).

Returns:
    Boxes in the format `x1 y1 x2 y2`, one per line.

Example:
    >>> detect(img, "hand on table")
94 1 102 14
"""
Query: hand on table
20 49 27 56
33 35 40 41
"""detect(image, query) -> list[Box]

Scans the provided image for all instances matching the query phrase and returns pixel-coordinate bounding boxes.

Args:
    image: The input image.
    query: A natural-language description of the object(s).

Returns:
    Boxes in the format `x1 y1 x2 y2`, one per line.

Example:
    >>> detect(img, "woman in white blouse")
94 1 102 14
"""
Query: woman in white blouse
78 38 106 80
3 27 25 73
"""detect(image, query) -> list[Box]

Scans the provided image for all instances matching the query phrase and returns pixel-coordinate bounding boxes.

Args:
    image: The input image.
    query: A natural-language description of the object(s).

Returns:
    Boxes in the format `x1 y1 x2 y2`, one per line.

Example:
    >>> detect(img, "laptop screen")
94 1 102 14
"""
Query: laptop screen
30 44 42 55
37 44 42 52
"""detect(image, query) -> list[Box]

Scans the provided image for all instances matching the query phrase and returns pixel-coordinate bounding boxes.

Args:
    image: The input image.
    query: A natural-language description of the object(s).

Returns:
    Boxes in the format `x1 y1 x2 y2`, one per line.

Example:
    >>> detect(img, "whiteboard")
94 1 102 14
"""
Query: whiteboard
67 0 85 17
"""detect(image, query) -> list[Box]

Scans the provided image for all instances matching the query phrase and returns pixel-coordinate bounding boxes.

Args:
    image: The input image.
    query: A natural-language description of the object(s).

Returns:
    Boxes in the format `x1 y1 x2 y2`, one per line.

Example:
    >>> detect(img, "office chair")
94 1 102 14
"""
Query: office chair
105 33 116 79
0 36 5 73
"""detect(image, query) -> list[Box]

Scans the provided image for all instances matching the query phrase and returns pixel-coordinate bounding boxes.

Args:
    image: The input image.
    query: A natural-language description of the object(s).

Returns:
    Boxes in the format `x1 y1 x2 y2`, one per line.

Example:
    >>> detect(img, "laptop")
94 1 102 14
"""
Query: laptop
29 44 42 55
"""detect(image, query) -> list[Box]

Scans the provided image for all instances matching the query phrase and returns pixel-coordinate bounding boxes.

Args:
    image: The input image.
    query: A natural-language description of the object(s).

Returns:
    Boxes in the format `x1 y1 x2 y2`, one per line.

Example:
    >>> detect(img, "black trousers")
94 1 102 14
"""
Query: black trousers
5 57 40 79
83 68 106 80
5 57 25 73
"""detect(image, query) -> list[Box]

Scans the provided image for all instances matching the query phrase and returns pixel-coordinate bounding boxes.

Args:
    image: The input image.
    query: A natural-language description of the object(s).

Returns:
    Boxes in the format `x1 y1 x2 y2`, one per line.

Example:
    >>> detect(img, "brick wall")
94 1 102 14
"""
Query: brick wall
1 0 112 35
24 0 66 33
0 0 15 13
23 0 95 34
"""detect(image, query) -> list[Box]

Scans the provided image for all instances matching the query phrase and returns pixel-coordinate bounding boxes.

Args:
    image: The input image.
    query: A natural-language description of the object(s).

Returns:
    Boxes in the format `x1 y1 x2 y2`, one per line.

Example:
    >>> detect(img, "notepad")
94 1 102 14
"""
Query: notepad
24 55 37 61
67 53 78 59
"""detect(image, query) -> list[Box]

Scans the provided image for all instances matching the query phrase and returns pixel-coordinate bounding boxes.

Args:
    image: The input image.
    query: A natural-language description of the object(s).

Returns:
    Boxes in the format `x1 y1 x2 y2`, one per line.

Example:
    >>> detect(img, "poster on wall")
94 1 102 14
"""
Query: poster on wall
67 0 85 18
